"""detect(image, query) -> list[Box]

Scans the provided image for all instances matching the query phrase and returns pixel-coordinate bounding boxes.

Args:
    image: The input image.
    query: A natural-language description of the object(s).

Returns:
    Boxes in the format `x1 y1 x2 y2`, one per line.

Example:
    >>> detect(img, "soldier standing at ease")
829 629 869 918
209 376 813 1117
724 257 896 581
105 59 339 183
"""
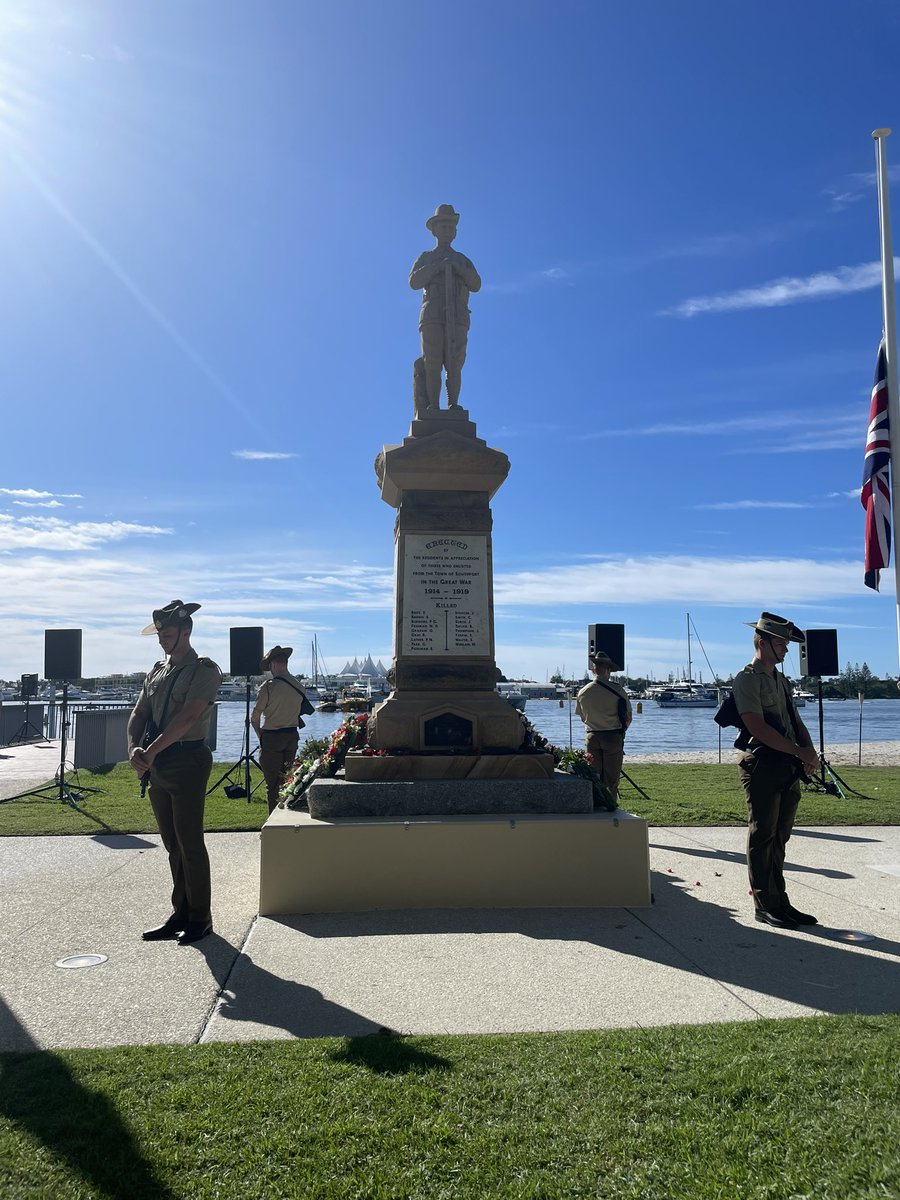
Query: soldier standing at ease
251 645 308 813
409 203 481 412
733 612 819 929
575 651 633 801
128 601 221 945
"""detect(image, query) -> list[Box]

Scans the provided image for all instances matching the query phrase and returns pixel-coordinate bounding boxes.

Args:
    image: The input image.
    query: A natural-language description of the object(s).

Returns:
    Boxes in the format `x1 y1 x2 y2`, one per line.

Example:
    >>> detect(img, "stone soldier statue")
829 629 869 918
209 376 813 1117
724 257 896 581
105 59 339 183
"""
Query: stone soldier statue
409 203 481 413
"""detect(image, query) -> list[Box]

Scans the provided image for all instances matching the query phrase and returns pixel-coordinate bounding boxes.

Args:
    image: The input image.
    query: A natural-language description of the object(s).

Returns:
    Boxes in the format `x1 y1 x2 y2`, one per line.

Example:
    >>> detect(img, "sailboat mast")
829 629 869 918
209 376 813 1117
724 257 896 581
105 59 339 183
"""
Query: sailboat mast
686 612 693 695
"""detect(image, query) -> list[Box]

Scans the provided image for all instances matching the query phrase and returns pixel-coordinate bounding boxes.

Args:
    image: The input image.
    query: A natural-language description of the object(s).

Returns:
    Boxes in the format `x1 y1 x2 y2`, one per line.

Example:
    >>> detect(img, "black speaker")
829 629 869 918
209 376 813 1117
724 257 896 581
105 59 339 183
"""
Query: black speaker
799 629 839 677
20 673 38 699
587 623 625 671
44 629 82 682
230 627 264 676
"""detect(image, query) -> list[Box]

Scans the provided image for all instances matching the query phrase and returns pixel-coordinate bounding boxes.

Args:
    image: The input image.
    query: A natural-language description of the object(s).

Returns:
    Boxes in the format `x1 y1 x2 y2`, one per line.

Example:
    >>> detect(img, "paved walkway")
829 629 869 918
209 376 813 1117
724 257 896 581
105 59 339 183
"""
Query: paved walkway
2 740 898 1052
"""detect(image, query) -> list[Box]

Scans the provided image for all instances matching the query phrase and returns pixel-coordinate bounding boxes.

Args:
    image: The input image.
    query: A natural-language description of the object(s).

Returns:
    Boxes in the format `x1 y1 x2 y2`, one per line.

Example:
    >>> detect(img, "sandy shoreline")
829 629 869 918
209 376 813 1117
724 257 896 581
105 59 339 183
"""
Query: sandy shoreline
627 740 900 767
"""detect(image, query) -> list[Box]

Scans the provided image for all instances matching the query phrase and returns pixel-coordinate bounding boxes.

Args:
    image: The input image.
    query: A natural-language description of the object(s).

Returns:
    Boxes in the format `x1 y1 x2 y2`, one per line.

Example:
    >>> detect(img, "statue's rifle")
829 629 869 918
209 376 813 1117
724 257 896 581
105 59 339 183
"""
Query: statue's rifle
443 257 456 404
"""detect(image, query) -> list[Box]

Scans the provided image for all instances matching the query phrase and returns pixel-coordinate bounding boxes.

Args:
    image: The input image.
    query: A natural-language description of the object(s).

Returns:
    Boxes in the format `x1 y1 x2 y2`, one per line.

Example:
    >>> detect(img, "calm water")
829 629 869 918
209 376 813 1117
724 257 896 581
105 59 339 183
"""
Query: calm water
211 697 898 761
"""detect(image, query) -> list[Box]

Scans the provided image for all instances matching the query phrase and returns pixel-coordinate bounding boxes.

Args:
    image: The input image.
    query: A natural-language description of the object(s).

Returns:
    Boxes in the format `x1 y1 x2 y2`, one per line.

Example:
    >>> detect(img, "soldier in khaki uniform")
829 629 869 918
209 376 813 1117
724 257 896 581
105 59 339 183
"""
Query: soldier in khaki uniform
251 645 308 812
128 600 221 945
409 203 481 411
575 651 633 801
732 612 819 930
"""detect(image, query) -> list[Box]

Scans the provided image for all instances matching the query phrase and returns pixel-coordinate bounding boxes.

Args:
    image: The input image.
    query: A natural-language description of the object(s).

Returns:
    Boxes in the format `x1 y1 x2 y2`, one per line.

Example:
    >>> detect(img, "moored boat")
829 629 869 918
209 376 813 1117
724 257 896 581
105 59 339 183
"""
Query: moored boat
656 613 719 708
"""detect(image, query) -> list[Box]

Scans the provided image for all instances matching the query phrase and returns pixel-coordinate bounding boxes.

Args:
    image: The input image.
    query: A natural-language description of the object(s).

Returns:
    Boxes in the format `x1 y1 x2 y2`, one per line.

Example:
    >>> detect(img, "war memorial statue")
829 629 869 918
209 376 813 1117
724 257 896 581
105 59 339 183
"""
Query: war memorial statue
409 203 481 415
258 203 650 915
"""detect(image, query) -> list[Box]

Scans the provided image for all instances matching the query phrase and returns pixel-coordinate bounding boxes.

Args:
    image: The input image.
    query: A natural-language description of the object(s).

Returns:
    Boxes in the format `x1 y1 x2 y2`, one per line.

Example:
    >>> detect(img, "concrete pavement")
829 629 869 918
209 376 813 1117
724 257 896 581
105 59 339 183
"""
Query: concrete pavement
1 816 897 1052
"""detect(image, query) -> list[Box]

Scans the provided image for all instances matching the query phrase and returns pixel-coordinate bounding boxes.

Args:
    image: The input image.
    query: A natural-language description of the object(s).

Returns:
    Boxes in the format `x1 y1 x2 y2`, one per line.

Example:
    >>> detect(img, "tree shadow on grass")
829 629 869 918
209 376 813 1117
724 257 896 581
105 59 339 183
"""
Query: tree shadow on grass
0 999 176 1199
330 1031 452 1075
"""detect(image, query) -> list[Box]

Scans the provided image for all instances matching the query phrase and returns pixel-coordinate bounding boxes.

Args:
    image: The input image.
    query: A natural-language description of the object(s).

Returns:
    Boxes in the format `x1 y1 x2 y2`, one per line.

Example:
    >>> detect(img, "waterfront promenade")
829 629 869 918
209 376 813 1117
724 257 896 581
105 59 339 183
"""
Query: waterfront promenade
1 741 897 1053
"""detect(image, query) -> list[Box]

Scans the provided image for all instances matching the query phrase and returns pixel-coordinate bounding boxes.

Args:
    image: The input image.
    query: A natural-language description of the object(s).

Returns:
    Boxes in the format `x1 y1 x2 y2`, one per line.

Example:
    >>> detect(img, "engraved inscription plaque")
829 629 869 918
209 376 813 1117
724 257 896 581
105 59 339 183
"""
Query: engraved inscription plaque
401 533 490 656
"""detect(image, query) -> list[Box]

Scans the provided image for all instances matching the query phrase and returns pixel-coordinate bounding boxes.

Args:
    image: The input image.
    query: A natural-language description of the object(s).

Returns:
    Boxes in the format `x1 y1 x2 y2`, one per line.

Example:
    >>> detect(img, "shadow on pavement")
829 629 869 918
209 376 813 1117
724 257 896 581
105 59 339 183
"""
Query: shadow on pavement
791 828 881 843
649 841 854 880
193 934 385 1039
272 871 900 1019
0 998 176 1199
92 833 158 850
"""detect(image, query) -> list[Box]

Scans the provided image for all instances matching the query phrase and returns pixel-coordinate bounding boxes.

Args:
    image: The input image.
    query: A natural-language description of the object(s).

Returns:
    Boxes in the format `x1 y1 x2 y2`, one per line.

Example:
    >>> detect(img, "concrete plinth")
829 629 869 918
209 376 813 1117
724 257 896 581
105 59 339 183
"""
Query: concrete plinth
307 771 590 818
259 806 651 915
344 752 555 782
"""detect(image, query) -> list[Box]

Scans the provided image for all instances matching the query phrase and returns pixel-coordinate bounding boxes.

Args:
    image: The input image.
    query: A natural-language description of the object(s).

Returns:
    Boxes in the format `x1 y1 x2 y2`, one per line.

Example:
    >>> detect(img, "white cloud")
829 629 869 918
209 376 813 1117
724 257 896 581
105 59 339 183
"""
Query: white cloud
484 264 580 294
695 500 811 511
12 500 63 509
0 543 886 679
592 409 861 451
0 488 82 499
823 163 900 212
0 515 170 551
493 555 865 607
662 259 894 319
232 450 298 461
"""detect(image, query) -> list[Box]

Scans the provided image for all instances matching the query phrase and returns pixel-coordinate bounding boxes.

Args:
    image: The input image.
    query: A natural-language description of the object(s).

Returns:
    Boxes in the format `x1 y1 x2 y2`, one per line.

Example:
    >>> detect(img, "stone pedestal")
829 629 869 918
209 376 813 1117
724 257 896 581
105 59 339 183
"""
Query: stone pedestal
259 806 652 915
344 752 556 782
370 406 523 753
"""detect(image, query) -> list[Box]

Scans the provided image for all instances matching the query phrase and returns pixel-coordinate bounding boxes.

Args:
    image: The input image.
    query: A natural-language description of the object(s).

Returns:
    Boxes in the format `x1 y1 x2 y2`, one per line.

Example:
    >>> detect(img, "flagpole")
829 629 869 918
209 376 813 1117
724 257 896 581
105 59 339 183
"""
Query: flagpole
872 128 900 672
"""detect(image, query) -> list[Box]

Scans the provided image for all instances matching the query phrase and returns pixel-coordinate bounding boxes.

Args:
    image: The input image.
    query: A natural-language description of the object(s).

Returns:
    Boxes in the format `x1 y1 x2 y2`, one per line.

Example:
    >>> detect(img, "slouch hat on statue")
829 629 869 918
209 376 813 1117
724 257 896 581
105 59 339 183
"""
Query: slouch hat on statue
426 204 459 232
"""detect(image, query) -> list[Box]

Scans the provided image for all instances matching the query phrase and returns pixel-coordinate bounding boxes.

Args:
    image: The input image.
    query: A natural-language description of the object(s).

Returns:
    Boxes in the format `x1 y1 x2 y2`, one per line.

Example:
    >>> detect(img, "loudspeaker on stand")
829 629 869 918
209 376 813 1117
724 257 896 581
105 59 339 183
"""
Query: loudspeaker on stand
587 623 625 670
799 629 839 677
229 627 265 677
44 629 82 682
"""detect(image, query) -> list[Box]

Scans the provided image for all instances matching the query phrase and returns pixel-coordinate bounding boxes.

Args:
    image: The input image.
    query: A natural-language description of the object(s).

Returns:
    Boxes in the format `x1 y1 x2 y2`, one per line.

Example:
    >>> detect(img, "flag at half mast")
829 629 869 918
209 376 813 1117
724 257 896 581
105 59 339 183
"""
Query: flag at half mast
862 340 892 590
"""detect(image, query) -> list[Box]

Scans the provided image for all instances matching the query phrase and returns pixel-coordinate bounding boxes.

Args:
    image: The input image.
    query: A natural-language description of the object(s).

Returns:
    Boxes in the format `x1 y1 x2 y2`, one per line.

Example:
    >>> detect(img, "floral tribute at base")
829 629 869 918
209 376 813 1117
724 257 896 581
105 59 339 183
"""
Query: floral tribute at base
280 712 617 811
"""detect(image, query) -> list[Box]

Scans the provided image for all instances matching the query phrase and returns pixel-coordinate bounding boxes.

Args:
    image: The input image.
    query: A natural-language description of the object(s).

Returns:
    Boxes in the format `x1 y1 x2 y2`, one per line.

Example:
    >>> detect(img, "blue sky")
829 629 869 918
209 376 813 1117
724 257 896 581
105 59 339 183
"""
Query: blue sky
2 0 900 684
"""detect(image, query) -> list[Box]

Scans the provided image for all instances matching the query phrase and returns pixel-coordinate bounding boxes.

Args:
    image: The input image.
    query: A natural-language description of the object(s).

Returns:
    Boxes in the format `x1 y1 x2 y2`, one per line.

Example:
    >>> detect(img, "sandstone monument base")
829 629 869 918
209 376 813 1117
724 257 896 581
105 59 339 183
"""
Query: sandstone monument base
259 805 652 915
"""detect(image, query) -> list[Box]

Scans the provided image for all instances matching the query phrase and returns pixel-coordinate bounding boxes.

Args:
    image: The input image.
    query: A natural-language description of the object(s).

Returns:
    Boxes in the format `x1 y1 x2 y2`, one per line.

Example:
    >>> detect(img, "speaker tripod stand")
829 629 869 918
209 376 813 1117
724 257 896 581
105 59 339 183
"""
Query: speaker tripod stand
9 696 49 745
805 677 875 801
2 683 100 809
206 678 263 802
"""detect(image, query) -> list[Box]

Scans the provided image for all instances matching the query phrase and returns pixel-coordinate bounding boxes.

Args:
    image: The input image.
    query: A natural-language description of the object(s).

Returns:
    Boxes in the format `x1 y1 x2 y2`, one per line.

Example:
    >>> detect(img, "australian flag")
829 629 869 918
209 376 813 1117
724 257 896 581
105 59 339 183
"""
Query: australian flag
861 340 892 590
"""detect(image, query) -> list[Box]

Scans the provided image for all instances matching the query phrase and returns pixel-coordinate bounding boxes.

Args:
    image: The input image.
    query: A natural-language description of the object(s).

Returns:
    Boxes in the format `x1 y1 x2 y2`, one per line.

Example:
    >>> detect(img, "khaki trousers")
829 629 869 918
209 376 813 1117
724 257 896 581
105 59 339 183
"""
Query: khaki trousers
585 730 626 799
148 745 213 923
738 753 801 915
259 728 299 813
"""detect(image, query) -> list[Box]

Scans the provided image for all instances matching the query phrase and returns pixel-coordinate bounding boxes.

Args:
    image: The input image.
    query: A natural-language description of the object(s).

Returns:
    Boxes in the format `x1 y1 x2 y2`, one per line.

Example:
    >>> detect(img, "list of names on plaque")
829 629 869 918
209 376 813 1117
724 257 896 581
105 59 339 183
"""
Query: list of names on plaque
401 534 490 656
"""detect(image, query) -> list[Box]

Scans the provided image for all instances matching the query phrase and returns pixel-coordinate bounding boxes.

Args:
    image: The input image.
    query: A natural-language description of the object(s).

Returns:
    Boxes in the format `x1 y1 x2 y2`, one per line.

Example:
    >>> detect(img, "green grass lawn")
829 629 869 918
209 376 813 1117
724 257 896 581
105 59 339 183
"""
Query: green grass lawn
619 762 900 826
2 1016 897 1199
0 762 270 836
1 761 897 836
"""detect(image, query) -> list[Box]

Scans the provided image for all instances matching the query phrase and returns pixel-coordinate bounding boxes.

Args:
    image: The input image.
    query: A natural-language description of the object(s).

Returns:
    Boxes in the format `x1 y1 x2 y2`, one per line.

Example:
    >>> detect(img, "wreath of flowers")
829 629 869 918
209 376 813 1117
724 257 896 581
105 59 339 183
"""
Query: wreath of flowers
281 713 370 809
518 717 618 811
280 711 617 812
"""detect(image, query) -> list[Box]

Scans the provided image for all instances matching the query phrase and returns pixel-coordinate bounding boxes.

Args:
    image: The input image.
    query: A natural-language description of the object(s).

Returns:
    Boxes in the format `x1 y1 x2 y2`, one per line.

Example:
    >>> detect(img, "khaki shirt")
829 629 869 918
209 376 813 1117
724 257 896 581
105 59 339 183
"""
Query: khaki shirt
252 671 306 729
137 649 221 741
575 679 632 732
731 660 796 747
